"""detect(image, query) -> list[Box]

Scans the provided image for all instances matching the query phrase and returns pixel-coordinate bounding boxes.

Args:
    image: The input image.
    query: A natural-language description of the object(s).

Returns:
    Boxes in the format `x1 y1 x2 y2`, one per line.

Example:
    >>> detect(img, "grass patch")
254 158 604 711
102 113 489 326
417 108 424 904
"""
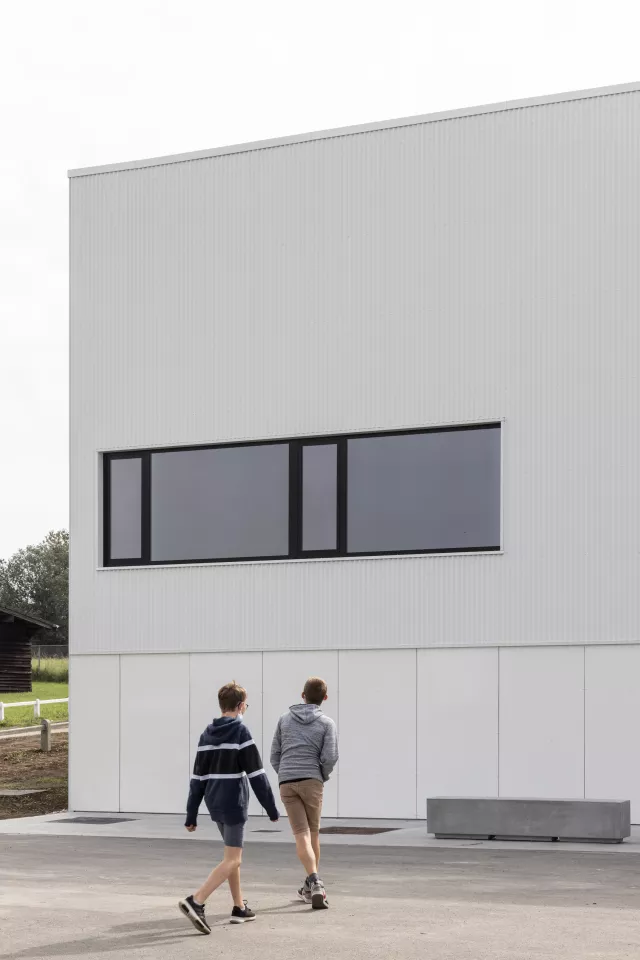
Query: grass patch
0 681 69 728
32 658 69 683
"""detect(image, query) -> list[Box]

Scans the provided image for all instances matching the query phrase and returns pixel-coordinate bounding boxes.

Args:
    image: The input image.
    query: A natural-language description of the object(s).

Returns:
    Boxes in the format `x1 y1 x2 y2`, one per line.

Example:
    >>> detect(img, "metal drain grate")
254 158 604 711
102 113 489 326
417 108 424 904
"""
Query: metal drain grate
53 817 136 825
319 826 399 836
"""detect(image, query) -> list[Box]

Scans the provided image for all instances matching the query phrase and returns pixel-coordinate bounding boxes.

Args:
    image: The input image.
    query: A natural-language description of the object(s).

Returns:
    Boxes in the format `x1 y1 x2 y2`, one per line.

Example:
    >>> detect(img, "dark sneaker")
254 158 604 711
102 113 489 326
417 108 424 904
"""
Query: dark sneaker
310 879 329 910
230 900 256 924
178 895 211 934
297 879 312 903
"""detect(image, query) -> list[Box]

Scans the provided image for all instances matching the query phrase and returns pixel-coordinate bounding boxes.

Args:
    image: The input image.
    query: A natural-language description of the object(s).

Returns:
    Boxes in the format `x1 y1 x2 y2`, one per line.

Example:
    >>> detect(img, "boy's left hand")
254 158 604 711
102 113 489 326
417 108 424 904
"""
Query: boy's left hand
185 825 197 832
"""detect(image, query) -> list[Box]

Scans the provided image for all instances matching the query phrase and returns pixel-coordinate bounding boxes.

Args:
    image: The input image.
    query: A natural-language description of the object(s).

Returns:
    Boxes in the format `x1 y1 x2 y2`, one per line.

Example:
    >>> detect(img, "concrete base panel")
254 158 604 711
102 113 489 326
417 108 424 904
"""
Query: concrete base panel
427 797 631 842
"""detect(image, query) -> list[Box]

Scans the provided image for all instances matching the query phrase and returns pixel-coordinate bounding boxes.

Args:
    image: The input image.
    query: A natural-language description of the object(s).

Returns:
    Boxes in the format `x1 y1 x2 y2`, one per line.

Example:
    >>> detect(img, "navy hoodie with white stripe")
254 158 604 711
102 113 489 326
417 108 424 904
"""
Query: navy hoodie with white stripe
186 716 279 826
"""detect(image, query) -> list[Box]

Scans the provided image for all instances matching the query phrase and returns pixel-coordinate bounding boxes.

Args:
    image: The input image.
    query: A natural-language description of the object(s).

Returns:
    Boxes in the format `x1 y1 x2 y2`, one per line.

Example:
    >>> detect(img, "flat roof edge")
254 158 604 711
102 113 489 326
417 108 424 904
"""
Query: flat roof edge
68 81 640 178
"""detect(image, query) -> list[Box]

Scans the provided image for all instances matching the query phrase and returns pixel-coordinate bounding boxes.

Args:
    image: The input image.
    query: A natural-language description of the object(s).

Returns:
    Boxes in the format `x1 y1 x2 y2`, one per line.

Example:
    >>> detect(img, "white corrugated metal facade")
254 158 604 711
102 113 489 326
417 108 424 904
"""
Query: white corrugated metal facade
69 84 640 820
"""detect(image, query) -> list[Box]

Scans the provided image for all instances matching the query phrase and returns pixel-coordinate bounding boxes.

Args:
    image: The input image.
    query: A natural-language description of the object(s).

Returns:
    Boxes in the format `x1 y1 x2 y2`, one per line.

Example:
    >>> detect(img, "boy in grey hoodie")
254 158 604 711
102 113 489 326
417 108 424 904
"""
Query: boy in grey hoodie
270 677 338 909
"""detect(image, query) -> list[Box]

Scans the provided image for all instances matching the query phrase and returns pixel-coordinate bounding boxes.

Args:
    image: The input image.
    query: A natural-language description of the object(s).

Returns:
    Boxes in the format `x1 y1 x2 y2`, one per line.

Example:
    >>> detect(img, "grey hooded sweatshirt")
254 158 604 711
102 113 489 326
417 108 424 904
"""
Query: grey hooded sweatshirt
270 703 339 785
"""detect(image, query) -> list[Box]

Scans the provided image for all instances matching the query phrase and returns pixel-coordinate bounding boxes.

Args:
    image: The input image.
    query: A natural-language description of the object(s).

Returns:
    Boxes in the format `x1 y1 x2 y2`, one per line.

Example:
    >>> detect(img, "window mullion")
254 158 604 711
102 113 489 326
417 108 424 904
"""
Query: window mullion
288 442 302 558
337 437 348 556
141 453 151 565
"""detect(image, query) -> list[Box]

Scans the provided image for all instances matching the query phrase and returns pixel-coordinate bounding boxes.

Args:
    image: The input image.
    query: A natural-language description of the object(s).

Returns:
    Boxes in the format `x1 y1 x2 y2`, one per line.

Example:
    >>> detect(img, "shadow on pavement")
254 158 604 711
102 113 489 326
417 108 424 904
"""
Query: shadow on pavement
0 903 319 958
0 930 191 958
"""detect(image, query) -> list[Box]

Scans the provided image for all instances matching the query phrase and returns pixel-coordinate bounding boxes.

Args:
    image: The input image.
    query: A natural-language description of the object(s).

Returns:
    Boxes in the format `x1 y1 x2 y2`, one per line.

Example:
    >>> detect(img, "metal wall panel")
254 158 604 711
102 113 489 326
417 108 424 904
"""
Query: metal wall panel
70 89 640 656
498 647 585 799
189 653 264 816
585 646 640 823
119 654 190 813
417 648 499 814
68 642 640 820
338 650 417 818
262 651 339 817
69 655 120 812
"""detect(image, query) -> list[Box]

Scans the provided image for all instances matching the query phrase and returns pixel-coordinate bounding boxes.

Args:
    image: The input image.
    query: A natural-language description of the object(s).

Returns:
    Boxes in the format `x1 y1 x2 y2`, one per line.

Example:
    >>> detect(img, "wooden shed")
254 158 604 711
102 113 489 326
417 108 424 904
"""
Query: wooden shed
0 606 58 693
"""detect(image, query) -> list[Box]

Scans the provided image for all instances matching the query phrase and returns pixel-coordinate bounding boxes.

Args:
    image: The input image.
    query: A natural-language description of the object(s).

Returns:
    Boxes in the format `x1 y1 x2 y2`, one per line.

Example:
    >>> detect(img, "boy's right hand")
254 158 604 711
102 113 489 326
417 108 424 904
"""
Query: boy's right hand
185 825 197 832
270 814 280 822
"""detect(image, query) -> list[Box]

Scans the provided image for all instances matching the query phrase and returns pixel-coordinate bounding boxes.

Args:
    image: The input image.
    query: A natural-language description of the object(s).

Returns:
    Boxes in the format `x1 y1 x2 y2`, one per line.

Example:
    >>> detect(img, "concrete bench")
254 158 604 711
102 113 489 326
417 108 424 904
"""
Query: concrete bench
426 797 631 843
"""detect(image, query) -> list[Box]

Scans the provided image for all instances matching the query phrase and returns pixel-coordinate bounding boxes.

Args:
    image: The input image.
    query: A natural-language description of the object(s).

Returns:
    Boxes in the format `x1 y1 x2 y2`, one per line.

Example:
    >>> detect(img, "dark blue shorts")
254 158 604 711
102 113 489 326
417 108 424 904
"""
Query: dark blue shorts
216 821 245 848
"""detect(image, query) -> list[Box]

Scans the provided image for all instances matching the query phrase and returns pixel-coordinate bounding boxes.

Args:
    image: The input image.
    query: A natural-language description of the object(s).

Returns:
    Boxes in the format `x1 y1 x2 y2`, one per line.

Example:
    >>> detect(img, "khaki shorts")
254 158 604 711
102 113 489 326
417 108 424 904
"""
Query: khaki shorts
280 779 324 835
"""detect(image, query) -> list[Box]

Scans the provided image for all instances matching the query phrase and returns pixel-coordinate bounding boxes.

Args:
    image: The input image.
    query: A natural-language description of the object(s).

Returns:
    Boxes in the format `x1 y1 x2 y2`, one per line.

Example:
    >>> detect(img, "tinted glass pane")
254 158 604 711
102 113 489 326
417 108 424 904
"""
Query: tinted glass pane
151 445 289 562
109 457 142 560
302 444 337 551
347 428 500 554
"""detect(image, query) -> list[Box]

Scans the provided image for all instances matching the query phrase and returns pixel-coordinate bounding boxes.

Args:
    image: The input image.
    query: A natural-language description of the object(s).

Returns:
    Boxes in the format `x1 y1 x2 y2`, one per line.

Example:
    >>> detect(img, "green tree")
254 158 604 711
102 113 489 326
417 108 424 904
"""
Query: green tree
0 530 68 641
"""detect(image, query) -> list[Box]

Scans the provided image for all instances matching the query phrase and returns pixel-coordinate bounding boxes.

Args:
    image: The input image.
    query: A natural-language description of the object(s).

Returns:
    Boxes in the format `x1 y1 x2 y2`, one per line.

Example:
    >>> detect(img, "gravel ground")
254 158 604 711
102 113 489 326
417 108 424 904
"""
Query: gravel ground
0 734 67 820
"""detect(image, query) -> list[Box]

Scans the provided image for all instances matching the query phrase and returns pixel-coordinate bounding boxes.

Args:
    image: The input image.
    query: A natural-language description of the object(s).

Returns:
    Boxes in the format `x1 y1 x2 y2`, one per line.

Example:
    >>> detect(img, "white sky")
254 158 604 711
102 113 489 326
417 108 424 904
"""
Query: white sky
0 0 637 558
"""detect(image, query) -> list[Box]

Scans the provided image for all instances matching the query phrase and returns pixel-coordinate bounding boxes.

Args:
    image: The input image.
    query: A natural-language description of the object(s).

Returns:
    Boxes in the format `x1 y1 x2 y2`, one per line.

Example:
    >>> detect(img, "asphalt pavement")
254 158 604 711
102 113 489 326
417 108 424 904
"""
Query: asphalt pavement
2 835 640 959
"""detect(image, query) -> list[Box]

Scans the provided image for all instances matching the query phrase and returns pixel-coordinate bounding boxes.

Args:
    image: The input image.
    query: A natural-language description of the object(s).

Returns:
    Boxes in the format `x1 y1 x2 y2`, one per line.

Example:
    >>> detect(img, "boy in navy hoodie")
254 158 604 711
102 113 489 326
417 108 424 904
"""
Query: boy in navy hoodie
179 682 279 934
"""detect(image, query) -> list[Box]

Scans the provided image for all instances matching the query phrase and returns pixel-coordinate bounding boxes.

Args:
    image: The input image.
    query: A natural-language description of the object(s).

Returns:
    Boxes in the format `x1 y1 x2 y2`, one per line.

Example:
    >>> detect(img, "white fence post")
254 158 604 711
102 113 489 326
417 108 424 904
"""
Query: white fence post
0 702 4 722
34 699 41 719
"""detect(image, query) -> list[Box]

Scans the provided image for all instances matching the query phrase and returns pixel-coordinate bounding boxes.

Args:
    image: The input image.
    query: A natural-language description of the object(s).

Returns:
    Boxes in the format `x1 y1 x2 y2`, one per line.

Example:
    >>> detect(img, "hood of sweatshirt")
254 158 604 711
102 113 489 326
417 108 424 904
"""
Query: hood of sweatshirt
288 703 324 725
202 716 243 744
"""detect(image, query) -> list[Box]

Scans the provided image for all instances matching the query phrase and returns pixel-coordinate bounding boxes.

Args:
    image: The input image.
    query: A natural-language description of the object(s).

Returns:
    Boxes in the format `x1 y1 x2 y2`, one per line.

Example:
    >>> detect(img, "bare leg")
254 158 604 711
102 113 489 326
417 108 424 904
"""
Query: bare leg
194 846 243 904
310 831 320 871
294 830 317 876
227 864 244 909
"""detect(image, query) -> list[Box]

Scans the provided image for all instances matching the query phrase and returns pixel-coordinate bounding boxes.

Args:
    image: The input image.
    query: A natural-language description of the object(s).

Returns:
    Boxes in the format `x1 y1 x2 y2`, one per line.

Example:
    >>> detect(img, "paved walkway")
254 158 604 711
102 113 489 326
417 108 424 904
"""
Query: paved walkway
2 810 640 855
2 834 640 959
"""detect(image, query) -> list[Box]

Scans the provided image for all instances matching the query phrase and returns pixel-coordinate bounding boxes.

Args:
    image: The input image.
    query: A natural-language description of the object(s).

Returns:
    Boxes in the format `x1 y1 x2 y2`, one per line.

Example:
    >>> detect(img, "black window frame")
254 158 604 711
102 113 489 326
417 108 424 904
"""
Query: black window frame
102 422 501 567
103 451 150 566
